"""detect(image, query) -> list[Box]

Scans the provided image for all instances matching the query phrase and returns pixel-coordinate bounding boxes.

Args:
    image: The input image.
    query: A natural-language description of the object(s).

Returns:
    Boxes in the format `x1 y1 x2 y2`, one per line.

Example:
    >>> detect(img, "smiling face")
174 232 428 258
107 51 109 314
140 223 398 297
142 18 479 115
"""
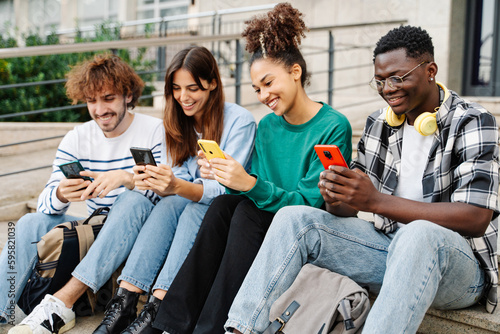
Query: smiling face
172 68 216 126
86 91 133 138
250 58 301 118
374 48 438 123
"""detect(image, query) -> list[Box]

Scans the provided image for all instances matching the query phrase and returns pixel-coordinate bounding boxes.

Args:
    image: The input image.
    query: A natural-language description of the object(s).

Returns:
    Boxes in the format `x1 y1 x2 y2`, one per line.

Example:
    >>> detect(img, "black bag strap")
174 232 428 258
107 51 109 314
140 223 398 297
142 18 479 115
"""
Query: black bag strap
338 298 355 331
263 301 300 334
81 207 110 225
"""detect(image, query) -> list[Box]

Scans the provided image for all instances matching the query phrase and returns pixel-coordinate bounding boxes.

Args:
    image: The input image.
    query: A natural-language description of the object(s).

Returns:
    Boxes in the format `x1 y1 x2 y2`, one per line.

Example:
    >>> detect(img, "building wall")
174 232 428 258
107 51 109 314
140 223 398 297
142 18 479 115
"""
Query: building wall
197 0 462 91
1 1 461 87
0 0 14 32
0 0 470 112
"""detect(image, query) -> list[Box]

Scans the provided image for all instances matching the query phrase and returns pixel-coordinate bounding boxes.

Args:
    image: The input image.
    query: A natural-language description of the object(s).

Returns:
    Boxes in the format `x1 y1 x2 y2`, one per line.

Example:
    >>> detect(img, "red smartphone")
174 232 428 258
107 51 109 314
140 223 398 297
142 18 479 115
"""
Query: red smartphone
314 145 348 169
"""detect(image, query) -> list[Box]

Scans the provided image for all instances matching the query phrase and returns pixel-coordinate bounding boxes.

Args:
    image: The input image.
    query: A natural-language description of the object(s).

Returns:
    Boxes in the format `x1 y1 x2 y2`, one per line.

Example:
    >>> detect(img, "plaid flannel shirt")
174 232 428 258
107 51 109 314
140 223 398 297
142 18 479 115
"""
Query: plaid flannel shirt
353 87 499 313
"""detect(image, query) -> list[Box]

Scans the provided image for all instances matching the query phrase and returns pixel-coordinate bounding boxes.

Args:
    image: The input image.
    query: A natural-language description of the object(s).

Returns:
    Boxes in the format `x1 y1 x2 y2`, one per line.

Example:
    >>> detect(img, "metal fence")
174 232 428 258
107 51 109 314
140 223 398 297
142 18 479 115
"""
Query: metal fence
0 19 406 177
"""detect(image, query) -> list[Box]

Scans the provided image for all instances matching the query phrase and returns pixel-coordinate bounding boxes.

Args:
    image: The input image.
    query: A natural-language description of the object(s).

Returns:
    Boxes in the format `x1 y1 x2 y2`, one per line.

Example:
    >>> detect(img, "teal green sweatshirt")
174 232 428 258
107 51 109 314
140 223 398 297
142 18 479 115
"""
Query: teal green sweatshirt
227 102 352 213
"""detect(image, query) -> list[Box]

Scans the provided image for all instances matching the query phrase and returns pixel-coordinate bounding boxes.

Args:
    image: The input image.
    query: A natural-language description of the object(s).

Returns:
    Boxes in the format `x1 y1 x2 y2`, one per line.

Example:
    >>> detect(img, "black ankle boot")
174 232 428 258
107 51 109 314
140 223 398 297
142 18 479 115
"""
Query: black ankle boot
120 295 162 334
93 287 141 334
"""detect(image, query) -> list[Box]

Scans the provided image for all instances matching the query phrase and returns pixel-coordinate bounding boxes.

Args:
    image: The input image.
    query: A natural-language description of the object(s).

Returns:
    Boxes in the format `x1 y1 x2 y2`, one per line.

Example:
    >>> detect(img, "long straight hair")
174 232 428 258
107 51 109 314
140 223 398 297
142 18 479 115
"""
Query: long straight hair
163 46 225 166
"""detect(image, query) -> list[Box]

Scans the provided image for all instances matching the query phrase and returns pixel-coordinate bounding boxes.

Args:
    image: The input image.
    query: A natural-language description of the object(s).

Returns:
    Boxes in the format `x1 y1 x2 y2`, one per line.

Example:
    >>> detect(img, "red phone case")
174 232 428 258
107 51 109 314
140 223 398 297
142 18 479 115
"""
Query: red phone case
314 145 348 169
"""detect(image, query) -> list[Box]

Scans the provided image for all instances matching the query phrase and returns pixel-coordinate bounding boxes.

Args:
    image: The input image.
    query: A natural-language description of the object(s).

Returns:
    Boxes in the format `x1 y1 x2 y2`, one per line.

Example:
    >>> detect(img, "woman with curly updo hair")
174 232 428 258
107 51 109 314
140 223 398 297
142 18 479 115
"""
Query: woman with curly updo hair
149 3 352 334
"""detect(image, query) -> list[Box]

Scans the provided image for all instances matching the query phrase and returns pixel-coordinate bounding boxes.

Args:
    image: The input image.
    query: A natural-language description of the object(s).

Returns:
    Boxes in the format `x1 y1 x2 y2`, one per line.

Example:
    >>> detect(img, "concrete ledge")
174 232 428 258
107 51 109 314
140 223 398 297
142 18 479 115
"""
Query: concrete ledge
419 302 500 333
0 202 30 222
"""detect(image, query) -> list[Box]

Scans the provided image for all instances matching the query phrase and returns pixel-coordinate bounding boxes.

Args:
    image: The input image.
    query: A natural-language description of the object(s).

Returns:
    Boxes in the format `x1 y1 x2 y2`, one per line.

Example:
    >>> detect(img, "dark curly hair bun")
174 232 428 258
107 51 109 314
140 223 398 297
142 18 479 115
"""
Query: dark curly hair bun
242 3 311 86
242 2 308 57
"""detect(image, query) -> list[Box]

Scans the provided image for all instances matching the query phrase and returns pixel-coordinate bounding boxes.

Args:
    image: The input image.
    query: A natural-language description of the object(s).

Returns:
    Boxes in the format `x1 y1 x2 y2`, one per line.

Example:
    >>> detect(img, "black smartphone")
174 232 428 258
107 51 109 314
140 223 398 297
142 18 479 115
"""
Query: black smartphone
130 147 157 170
59 160 92 181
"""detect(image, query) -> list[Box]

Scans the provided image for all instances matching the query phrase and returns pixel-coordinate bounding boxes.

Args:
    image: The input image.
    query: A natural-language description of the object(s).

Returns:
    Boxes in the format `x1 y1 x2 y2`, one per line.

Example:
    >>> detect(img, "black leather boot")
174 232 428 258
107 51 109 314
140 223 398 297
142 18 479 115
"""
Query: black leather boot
120 295 162 334
93 287 141 334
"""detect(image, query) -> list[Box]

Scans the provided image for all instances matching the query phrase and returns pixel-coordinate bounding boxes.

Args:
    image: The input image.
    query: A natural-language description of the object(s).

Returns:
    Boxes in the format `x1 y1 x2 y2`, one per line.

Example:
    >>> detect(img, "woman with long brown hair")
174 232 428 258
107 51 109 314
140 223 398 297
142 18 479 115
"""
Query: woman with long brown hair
92 46 256 334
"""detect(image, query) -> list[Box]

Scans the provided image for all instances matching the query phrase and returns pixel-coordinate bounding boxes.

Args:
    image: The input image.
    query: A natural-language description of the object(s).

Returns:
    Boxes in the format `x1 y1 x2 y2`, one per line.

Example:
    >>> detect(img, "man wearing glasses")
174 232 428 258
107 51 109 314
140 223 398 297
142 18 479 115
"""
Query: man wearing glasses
223 25 498 334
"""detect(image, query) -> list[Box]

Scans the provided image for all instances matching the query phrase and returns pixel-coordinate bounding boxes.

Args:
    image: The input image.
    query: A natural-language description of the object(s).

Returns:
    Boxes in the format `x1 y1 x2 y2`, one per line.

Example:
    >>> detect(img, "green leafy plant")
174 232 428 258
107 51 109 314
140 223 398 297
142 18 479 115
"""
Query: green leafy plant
0 21 157 122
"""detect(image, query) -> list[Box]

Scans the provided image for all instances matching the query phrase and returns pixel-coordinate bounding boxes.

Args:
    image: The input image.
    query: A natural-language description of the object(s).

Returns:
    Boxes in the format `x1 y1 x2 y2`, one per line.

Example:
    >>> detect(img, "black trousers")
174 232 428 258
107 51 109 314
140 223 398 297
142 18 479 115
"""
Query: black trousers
152 194 275 334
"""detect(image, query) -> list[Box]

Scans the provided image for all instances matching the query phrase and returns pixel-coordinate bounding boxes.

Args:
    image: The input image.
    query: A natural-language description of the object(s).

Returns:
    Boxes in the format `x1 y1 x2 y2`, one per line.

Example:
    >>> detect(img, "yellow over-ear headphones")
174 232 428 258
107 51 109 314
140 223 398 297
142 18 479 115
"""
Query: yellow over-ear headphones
385 82 450 136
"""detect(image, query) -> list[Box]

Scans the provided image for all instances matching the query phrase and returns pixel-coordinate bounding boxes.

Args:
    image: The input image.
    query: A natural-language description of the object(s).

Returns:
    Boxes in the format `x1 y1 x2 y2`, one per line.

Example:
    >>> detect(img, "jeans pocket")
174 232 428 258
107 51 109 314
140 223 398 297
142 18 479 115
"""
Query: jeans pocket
439 281 485 310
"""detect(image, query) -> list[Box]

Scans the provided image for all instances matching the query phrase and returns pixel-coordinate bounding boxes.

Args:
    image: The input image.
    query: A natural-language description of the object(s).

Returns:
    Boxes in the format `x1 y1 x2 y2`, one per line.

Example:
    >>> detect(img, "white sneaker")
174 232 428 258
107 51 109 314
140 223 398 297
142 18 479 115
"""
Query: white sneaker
8 294 75 334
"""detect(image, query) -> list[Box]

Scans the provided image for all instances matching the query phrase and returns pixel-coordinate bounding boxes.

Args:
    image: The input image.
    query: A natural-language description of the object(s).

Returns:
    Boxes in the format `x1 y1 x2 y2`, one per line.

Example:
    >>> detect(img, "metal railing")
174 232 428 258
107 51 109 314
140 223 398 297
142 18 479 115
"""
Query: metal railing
46 4 278 38
0 19 406 177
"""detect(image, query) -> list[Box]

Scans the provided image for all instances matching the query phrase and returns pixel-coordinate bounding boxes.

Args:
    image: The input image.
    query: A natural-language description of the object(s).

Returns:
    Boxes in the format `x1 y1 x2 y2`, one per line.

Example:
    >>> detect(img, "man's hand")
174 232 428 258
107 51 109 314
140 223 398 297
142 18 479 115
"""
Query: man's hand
319 169 341 206
56 178 92 203
79 170 134 199
320 165 382 213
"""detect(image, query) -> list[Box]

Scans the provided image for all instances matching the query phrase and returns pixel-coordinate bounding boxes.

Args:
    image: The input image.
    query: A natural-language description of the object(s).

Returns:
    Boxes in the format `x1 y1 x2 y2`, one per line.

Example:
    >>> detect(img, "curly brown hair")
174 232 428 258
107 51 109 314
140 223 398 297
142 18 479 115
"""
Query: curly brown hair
65 53 144 109
242 2 310 86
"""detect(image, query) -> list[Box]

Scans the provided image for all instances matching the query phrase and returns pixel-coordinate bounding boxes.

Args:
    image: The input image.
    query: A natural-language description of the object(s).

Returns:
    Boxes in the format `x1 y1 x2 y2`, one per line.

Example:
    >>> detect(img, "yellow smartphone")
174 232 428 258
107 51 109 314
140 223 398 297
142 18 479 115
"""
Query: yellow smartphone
197 139 225 161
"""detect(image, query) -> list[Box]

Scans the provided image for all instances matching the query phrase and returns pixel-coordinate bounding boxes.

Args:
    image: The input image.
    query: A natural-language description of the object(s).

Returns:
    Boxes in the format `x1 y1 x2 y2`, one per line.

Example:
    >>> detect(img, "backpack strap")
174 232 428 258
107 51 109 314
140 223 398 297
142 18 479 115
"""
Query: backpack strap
76 225 96 261
264 301 300 334
82 207 110 225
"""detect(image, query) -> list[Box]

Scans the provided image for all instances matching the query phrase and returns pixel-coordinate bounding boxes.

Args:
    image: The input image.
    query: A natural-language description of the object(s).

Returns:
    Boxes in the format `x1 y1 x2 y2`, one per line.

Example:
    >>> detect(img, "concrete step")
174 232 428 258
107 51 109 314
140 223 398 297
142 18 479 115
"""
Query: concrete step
419 301 500 333
1 290 498 333
25 199 88 218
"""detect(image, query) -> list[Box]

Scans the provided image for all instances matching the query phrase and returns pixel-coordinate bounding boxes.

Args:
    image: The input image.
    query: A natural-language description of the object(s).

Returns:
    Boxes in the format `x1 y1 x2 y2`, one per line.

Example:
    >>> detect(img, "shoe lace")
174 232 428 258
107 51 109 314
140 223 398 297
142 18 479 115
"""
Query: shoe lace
101 294 125 326
126 301 157 331
20 298 65 330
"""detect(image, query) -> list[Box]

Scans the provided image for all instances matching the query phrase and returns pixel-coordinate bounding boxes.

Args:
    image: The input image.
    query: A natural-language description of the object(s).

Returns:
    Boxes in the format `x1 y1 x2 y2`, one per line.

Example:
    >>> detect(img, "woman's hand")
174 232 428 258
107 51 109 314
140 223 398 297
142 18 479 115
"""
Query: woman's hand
208 152 256 192
134 164 178 196
197 150 215 180
132 165 153 190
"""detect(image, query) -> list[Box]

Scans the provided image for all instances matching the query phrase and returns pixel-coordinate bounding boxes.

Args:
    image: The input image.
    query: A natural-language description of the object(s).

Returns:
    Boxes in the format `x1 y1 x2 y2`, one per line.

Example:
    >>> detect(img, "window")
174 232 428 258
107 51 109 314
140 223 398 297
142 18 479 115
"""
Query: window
464 0 500 96
137 0 189 19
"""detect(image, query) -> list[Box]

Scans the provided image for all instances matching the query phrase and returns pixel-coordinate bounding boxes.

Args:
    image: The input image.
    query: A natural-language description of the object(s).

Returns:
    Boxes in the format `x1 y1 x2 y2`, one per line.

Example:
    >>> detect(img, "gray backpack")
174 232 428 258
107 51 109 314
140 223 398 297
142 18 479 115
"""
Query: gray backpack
264 264 371 334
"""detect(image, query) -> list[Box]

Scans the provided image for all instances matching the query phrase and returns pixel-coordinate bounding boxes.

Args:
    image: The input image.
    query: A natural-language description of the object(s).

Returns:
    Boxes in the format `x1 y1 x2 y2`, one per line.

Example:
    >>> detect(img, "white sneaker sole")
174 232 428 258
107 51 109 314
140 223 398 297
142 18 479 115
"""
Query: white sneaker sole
8 318 75 334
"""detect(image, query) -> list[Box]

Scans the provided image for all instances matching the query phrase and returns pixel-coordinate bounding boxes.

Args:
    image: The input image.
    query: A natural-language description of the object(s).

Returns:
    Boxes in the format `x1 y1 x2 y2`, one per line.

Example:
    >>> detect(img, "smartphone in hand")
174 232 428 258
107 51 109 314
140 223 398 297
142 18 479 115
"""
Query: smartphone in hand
59 160 92 181
197 140 225 161
314 145 348 169
130 147 157 173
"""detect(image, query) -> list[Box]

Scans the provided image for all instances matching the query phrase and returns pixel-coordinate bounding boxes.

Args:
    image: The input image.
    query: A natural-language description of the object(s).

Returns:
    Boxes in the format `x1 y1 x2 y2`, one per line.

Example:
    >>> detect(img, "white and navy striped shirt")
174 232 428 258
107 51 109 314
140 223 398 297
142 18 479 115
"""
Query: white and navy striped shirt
38 112 164 215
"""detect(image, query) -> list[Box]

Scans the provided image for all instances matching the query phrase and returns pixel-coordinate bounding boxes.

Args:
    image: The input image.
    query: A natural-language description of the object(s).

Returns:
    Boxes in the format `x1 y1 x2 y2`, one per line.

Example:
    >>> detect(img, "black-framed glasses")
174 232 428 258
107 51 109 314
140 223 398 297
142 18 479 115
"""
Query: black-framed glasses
369 61 429 93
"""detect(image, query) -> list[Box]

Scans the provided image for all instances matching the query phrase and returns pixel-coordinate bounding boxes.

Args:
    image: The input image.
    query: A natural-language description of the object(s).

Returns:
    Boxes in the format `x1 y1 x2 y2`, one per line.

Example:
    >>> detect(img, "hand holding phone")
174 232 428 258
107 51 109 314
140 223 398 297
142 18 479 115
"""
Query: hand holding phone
57 160 92 202
59 160 92 181
130 147 157 175
314 145 348 169
198 140 225 161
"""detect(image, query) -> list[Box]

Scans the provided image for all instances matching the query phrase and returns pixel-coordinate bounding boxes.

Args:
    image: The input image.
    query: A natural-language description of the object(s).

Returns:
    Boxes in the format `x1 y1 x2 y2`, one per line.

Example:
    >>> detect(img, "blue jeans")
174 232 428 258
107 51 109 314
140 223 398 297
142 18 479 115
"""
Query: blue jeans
72 190 155 293
0 212 82 323
225 206 485 334
118 195 209 292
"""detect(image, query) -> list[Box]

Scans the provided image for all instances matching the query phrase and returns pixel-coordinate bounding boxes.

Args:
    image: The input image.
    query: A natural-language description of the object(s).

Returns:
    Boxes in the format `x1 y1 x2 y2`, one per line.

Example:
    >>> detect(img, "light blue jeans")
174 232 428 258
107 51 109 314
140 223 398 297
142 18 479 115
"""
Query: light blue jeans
72 190 155 293
0 190 154 323
225 206 485 334
118 195 209 292
0 212 81 323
